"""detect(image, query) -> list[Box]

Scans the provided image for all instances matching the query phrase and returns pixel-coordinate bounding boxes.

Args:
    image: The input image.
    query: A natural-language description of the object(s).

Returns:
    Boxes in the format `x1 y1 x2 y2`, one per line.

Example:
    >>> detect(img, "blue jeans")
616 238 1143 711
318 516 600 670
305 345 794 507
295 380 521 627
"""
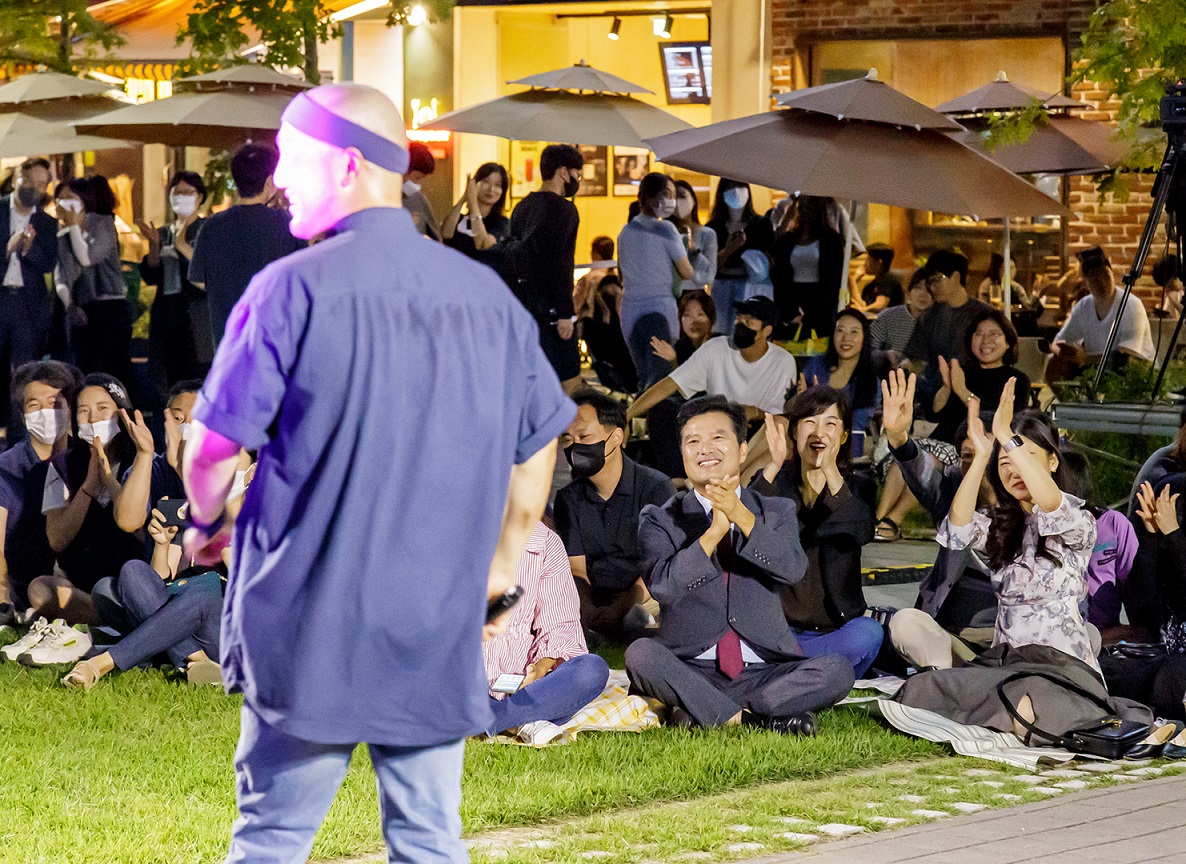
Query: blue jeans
487 653 609 734
226 704 466 864
711 277 745 335
793 616 885 679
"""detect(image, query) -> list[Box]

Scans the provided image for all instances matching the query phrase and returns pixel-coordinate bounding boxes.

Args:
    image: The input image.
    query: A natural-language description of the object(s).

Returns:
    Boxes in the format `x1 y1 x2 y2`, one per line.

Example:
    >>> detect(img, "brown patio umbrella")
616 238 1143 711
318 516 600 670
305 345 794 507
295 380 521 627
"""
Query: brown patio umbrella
0 111 132 159
775 69 962 131
935 71 1080 114
74 89 296 149
421 61 691 148
646 108 1067 218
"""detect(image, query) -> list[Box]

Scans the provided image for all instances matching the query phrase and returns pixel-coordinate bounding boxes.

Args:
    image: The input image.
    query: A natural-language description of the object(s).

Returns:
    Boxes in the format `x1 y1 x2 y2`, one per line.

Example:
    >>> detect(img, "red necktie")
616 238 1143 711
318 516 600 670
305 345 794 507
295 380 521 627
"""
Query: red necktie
716 531 743 679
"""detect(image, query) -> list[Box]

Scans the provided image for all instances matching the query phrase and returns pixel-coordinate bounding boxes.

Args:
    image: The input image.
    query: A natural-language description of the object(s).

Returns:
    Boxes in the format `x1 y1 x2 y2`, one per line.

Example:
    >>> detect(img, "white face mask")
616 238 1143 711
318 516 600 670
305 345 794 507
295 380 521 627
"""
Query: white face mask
229 468 249 502
179 422 192 442
723 187 749 211
654 198 676 219
57 198 83 215
25 406 70 445
78 416 120 447
170 193 199 218
676 197 695 220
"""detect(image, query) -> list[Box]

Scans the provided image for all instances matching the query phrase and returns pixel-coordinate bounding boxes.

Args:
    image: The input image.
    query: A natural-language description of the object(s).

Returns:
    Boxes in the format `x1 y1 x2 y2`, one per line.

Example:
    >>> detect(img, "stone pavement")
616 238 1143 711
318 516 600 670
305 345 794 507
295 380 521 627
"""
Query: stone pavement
739 772 1186 864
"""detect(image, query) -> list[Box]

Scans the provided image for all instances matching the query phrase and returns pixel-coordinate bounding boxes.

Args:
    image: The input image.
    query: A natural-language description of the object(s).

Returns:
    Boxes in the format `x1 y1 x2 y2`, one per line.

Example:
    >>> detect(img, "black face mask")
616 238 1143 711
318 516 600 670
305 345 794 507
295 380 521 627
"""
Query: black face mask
16 186 40 209
731 321 758 350
565 440 609 479
562 173 581 198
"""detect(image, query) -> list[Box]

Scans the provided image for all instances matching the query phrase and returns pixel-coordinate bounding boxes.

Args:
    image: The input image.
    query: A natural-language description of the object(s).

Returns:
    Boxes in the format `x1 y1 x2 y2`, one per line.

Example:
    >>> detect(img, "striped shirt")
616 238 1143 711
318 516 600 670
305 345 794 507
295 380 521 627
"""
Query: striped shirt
870 304 918 354
483 523 588 692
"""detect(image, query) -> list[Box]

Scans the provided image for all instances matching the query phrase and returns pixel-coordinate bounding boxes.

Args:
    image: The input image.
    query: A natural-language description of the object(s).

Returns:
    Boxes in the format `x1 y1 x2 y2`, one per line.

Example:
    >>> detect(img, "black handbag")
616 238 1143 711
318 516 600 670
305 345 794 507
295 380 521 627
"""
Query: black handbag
996 670 1151 759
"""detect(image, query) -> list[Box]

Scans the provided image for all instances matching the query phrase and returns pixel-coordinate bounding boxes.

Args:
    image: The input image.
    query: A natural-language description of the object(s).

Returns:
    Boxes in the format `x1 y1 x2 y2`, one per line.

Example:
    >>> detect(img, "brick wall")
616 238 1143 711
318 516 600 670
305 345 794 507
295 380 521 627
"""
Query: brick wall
771 0 1165 309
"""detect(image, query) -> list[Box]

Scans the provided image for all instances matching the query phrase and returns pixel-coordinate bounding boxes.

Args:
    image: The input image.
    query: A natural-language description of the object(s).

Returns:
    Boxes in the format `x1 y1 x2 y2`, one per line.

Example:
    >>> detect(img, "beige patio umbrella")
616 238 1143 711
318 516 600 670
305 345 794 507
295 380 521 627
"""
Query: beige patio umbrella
0 71 126 121
0 111 133 158
420 61 692 148
776 70 964 132
175 65 312 91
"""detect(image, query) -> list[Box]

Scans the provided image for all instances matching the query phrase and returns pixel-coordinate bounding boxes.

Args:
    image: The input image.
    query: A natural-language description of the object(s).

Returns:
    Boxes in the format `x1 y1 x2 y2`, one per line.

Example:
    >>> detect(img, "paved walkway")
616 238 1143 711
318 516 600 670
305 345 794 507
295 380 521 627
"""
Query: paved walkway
741 772 1186 864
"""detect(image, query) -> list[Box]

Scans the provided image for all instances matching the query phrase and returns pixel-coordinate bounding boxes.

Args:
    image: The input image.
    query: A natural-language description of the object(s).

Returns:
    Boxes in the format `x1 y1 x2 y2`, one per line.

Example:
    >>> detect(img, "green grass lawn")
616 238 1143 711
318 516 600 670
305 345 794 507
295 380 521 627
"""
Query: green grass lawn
0 660 943 864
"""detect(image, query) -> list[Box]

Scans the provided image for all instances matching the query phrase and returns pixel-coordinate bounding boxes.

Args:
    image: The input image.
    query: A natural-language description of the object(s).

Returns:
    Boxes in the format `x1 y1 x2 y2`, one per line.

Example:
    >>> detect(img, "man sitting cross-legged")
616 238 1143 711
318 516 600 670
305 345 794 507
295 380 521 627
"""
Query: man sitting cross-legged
482 522 610 746
625 395 854 733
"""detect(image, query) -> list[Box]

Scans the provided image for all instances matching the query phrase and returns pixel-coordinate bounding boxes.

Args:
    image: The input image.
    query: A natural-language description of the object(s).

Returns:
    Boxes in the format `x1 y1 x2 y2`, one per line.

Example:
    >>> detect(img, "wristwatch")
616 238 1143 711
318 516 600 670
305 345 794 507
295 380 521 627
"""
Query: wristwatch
1001 434 1024 453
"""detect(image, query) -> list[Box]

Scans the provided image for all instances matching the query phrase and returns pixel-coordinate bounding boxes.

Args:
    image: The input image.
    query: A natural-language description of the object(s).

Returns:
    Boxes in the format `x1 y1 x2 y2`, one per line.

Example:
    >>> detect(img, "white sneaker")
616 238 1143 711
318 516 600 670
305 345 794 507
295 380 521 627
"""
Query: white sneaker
517 720 564 747
1 617 51 662
19 619 92 667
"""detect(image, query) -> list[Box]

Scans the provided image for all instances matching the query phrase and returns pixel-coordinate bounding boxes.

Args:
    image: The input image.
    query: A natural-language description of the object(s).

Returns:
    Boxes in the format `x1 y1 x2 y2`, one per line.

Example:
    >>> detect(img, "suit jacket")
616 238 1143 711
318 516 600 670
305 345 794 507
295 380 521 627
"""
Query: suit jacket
0 197 56 336
638 487 808 661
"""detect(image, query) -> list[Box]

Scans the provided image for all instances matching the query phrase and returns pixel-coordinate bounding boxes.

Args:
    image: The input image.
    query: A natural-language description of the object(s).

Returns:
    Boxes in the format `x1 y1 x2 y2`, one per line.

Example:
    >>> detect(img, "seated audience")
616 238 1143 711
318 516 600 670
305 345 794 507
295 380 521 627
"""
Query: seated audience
30 374 148 625
574 235 617 322
650 289 716 368
904 250 992 404
554 389 675 640
852 243 902 316
481 522 610 746
926 307 1031 444
0 362 79 622
800 309 881 434
1127 405 1185 517
1049 245 1155 381
440 163 510 260
751 387 884 678
625 395 854 733
870 268 932 376
581 273 638 394
1153 255 1184 319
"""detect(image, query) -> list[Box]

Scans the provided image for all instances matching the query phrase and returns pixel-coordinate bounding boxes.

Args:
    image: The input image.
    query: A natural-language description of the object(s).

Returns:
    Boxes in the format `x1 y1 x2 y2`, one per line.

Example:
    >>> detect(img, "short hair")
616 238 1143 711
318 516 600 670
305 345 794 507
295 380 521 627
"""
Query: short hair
87 175 116 216
19 157 50 176
230 144 278 199
907 267 929 292
166 379 203 407
591 235 615 261
637 172 673 213
866 243 894 271
963 306 1019 367
168 170 207 204
473 162 509 218
11 360 80 409
540 144 583 181
678 288 716 329
407 142 435 176
1152 255 1179 287
925 249 969 286
57 178 96 213
572 388 627 432
783 385 853 470
676 395 747 445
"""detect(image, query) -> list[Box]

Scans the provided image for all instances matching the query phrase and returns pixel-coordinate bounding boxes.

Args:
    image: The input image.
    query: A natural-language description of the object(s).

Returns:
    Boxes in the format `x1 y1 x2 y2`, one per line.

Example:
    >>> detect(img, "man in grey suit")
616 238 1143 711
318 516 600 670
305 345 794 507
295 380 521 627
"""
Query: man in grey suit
625 395 854 733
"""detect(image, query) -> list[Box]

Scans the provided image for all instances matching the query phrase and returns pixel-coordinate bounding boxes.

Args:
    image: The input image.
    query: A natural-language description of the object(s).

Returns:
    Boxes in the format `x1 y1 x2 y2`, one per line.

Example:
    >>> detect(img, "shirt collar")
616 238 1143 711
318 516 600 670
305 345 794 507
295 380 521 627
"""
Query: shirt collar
692 484 742 516
331 206 416 237
578 452 635 501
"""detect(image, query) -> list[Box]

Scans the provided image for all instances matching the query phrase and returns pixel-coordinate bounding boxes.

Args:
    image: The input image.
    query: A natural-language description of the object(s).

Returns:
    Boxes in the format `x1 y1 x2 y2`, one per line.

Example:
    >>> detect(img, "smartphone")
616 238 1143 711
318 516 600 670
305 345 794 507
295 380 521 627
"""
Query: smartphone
851 430 866 459
156 498 188 530
486 585 524 624
491 673 525 694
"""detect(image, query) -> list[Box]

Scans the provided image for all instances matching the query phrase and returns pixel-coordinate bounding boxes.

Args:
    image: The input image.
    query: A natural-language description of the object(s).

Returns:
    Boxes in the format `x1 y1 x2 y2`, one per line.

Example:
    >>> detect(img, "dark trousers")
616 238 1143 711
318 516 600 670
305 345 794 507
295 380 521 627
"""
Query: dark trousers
147 293 198 408
487 653 609 734
76 299 133 387
0 290 44 428
625 311 675 392
625 637 854 728
92 559 220 670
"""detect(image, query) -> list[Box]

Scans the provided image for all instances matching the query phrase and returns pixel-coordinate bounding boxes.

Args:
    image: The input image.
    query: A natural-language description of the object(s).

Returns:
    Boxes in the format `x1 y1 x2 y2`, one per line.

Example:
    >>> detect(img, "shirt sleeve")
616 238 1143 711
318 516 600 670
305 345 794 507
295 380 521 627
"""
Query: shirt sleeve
527 530 588 664
1034 493 1097 554
192 263 307 450
513 314 577 464
936 509 990 553
669 338 713 397
1109 511 1139 584
1054 303 1082 344
663 221 688 263
187 226 208 285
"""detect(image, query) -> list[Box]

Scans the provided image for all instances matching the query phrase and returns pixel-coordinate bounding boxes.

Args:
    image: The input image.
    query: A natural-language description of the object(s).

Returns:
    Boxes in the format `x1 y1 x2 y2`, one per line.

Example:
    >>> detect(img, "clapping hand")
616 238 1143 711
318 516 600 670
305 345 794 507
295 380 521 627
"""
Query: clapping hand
651 336 677 363
704 474 745 525
122 409 155 457
880 369 916 448
991 376 1017 445
966 396 995 461
556 318 575 340
1136 481 1181 535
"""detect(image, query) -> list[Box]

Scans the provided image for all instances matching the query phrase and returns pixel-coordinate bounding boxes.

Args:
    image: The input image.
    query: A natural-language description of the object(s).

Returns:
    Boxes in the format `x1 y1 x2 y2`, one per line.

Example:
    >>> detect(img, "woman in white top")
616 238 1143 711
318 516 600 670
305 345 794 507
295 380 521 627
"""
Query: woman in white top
670 179 717 293
771 196 845 340
939 379 1099 673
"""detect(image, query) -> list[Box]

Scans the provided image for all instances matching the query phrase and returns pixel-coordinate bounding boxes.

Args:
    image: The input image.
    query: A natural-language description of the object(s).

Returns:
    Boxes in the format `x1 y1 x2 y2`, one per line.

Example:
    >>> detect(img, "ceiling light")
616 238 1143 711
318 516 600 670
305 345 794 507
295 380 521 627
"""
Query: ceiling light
652 17 665 36
608 17 621 40
407 4 428 26
660 14 673 39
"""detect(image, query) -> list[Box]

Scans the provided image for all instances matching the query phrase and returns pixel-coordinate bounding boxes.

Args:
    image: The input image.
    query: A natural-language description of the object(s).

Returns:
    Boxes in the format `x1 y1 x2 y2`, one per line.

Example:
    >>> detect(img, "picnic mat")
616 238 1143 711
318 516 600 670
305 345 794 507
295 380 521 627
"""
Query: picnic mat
843 677 1084 770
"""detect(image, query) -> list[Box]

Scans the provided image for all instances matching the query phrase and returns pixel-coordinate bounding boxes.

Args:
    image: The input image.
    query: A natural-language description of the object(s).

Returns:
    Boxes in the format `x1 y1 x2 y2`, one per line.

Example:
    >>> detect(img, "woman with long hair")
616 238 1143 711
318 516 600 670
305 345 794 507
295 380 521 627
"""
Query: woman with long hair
617 172 695 389
441 162 511 259
771 195 845 339
799 308 880 433
669 179 717 293
706 178 774 335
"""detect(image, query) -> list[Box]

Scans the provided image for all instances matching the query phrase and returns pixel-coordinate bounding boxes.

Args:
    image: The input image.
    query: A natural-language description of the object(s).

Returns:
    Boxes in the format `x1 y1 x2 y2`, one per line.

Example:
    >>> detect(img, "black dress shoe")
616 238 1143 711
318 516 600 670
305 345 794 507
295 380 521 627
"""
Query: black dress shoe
1124 720 1183 760
668 706 695 729
742 710 817 737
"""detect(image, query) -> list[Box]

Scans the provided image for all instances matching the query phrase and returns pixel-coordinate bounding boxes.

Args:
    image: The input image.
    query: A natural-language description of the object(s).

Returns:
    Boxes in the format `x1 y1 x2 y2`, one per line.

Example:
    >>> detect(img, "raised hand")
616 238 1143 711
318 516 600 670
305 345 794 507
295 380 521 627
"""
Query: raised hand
966 396 994 461
991 376 1017 445
880 368 916 448
1135 481 1160 534
938 355 951 391
123 409 155 456
949 357 969 401
1155 484 1181 534
704 474 744 524
763 413 789 470
651 336 677 363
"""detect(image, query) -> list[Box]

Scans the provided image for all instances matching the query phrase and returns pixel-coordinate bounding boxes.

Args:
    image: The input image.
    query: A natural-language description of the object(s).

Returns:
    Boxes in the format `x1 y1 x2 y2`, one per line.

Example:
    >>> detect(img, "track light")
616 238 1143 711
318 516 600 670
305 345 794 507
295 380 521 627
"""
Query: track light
406 4 427 26
660 14 673 39
608 17 621 40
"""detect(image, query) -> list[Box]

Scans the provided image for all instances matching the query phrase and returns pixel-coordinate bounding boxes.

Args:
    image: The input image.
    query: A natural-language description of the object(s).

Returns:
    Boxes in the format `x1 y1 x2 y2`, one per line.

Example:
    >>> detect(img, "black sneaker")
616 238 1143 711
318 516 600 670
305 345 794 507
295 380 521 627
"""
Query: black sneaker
742 710 817 737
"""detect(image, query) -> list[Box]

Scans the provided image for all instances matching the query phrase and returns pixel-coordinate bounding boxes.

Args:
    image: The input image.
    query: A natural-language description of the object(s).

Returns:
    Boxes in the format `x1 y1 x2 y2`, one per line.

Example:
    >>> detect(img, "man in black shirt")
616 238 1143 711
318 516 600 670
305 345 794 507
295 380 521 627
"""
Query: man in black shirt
554 389 675 640
856 243 903 314
188 144 306 350
506 144 584 393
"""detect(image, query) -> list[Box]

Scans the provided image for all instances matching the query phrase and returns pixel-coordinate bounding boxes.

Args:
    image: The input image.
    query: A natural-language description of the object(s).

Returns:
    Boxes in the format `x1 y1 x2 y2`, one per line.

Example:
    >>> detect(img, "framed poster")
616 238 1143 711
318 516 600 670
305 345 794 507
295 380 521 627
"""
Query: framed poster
510 141 544 199
576 144 608 197
612 146 651 196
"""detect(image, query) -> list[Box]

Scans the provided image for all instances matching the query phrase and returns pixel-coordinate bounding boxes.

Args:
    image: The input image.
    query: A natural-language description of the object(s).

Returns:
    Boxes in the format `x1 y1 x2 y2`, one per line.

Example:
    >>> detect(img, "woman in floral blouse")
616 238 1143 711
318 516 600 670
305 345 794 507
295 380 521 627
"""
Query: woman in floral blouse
939 378 1099 674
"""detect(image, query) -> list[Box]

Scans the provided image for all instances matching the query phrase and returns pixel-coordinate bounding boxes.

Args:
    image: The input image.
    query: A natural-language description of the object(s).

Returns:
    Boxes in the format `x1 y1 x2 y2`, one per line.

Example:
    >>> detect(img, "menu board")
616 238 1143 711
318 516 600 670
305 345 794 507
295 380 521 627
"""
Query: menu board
659 42 711 105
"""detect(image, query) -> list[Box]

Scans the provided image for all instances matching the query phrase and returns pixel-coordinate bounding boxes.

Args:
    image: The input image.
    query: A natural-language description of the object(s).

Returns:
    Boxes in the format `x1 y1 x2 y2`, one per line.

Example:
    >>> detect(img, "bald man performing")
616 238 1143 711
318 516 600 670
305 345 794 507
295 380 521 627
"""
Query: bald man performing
182 85 575 863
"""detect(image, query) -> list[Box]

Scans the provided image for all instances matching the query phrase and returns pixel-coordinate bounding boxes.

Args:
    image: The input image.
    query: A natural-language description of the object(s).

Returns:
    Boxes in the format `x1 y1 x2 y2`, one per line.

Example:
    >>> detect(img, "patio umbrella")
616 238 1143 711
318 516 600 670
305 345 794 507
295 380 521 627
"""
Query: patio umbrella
421 61 692 148
177 66 312 91
74 89 296 148
0 71 125 121
775 69 963 131
646 109 1067 219
0 112 132 159
938 72 1120 315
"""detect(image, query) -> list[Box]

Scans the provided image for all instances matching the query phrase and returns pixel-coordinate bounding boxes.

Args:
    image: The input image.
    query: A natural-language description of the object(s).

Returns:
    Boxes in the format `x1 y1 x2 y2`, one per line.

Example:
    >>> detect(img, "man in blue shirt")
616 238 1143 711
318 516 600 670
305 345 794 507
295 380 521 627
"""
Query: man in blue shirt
183 84 574 863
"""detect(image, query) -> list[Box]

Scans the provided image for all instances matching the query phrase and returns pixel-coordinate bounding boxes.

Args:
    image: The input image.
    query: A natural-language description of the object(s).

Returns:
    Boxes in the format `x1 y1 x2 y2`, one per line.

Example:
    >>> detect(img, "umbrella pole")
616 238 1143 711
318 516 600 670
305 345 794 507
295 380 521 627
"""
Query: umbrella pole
1002 218 1012 322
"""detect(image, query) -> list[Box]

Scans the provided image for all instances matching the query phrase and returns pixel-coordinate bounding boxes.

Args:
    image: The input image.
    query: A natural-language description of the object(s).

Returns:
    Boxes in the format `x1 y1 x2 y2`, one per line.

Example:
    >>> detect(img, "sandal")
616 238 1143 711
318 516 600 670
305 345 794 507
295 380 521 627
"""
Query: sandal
874 518 901 542
61 658 102 691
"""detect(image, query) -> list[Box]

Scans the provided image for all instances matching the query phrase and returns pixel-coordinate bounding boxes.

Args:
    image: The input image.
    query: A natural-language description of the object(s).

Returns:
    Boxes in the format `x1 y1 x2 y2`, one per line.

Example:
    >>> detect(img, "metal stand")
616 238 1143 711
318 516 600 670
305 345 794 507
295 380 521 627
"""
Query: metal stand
1151 227 1185 399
